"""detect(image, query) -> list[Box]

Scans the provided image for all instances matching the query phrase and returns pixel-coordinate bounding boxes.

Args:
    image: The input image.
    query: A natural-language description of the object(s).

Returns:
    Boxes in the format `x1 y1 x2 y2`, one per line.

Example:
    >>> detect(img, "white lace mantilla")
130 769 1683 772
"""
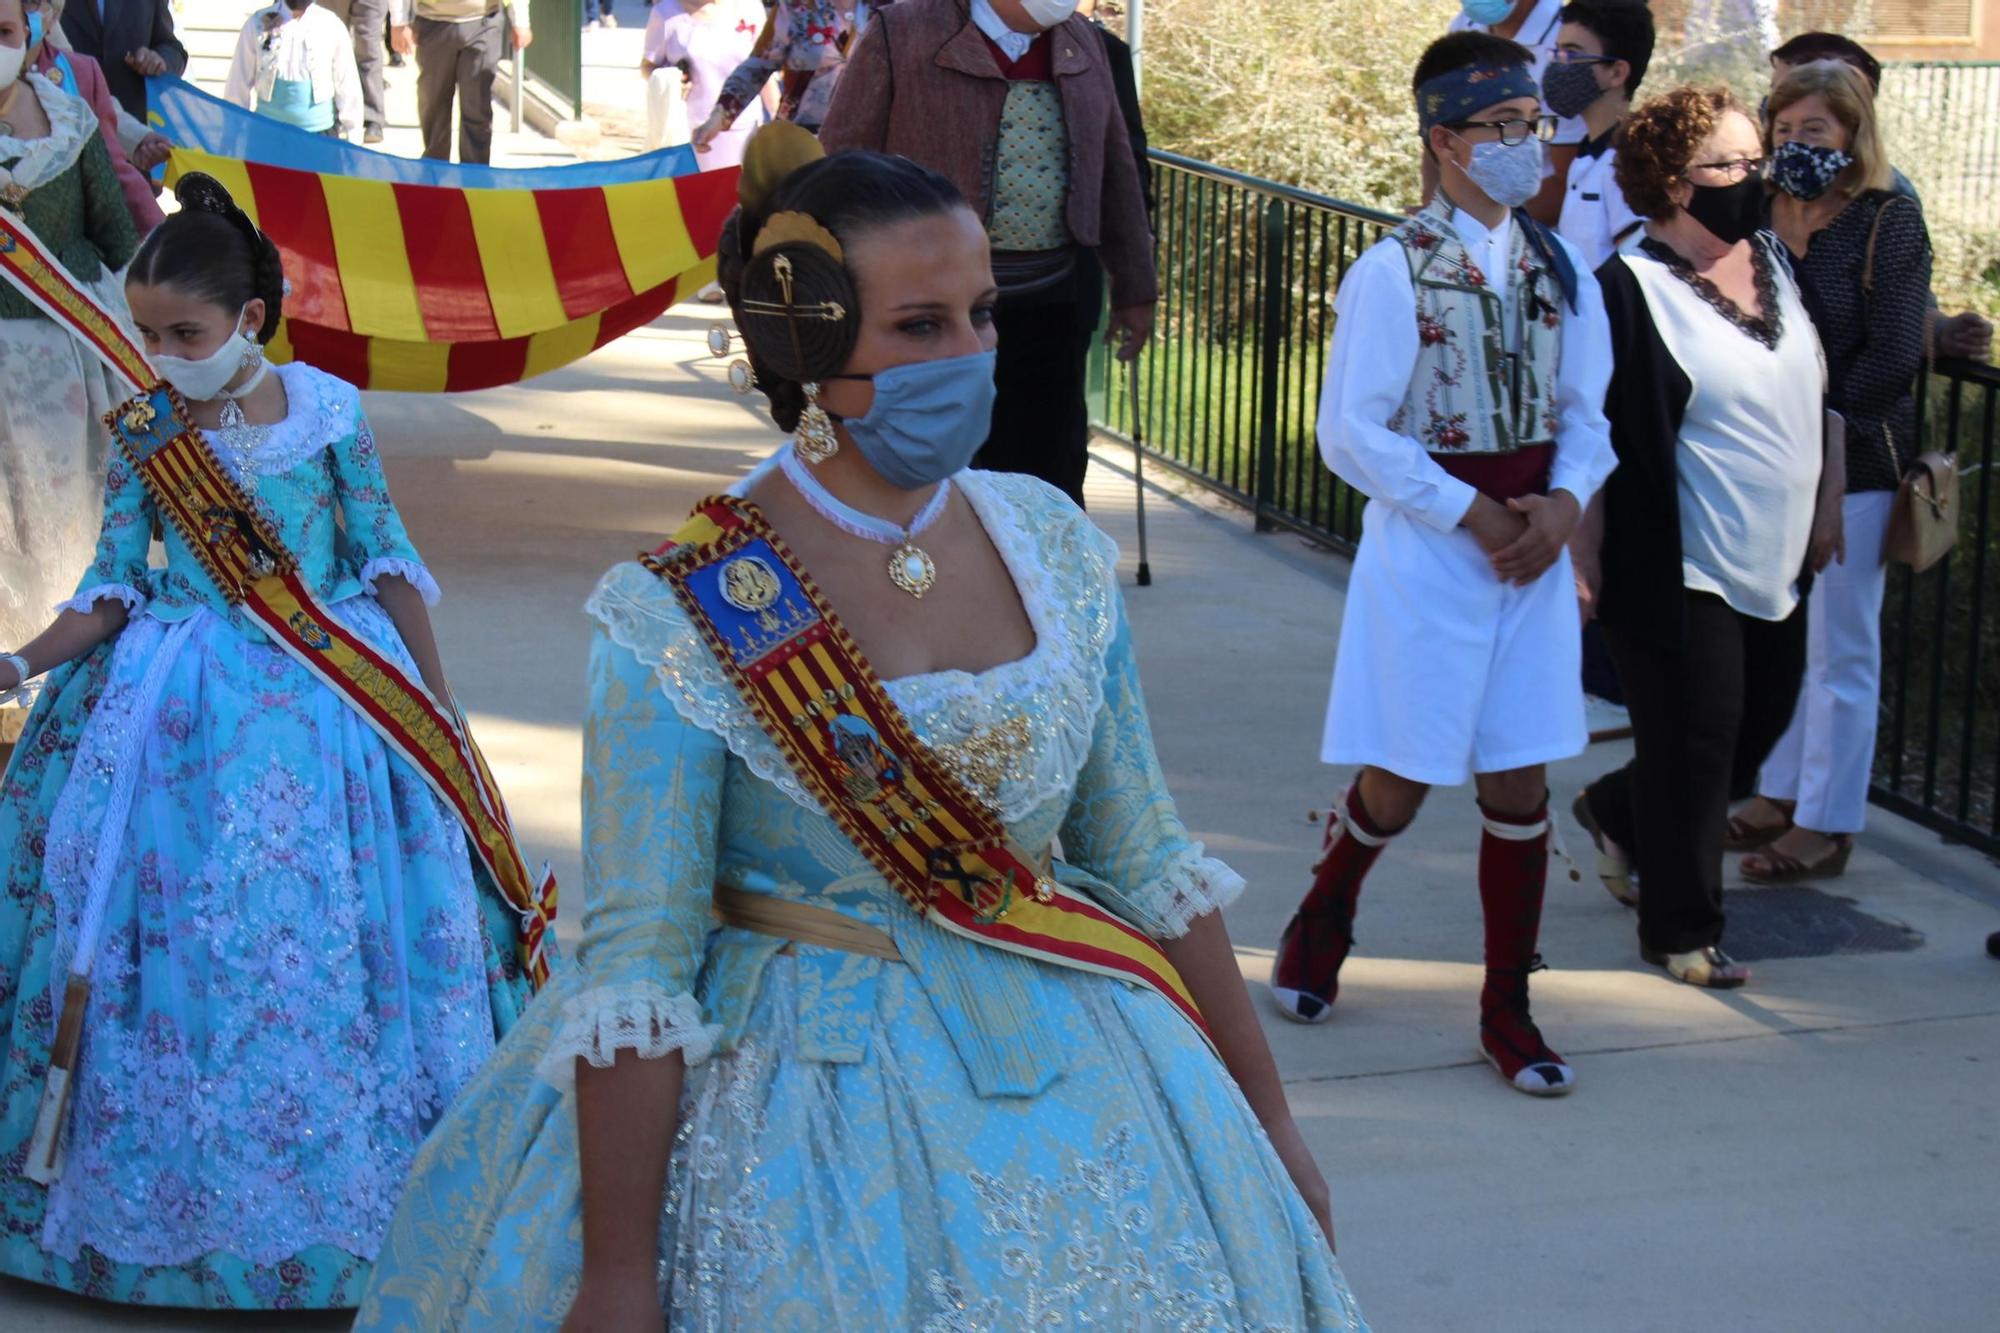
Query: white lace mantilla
535 981 720 1090
586 469 1121 828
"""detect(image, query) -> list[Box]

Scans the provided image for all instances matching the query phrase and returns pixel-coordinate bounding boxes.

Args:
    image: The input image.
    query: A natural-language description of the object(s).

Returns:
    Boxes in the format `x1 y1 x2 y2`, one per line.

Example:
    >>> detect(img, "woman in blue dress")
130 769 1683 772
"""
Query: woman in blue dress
358 132 1367 1331
0 175 532 1308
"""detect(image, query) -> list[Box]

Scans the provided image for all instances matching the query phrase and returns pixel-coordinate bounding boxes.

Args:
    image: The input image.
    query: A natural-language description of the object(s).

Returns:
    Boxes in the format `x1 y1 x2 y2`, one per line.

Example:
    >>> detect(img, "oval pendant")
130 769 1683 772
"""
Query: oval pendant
888 542 937 599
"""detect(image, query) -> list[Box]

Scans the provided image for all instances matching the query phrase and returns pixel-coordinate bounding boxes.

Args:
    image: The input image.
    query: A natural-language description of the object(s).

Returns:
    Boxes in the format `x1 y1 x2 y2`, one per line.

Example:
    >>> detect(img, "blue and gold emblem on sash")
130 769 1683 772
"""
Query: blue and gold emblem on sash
689 539 818 663
721 555 782 613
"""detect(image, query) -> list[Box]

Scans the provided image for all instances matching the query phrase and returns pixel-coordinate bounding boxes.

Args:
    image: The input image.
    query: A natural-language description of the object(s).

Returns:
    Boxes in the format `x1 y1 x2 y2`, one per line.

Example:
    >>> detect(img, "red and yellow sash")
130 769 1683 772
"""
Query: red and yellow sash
0 210 556 986
646 497 1210 1046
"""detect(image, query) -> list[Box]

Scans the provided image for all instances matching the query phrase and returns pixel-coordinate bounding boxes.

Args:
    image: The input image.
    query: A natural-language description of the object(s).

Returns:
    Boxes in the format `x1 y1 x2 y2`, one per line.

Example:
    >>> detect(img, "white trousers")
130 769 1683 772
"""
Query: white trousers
1322 500 1586 787
1758 490 1895 833
644 68 692 152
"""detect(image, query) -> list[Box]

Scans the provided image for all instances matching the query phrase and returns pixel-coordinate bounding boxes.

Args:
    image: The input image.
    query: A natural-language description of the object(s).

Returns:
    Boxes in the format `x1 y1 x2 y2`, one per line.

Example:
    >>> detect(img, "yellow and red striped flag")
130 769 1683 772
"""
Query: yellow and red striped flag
162 148 739 392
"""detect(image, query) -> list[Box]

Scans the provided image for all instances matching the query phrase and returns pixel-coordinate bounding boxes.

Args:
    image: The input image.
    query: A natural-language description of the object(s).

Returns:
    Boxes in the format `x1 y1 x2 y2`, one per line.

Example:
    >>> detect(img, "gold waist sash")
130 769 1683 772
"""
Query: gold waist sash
713 885 902 961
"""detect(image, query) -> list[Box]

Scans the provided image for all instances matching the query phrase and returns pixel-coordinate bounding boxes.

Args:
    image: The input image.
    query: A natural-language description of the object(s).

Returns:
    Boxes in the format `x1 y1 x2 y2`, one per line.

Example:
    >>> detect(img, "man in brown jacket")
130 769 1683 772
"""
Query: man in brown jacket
818 0 1156 506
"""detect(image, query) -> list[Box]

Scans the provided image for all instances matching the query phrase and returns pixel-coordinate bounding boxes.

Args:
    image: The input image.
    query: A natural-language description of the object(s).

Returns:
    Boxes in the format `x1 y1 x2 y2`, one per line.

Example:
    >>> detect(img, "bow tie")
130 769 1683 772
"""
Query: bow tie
735 18 757 32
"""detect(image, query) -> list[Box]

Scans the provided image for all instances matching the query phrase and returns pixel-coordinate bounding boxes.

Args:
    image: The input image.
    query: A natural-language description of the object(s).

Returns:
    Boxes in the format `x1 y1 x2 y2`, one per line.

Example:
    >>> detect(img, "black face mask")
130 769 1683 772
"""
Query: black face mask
1683 174 1766 246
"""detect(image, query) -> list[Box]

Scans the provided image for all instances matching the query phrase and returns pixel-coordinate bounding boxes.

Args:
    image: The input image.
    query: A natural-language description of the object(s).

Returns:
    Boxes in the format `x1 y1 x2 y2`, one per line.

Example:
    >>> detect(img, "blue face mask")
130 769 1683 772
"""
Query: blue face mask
832 349 998 490
1461 0 1517 27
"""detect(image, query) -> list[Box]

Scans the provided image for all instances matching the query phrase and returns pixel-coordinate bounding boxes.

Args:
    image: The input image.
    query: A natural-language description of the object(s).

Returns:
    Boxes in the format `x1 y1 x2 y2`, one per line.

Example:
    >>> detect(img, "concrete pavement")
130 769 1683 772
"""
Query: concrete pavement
6 8 1998 1328
10 299 1996 1330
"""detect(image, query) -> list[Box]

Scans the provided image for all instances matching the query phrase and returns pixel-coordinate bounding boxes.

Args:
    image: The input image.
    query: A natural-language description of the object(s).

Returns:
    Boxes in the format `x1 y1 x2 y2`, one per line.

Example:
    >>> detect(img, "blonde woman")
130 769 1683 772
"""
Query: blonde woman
1732 61 1932 883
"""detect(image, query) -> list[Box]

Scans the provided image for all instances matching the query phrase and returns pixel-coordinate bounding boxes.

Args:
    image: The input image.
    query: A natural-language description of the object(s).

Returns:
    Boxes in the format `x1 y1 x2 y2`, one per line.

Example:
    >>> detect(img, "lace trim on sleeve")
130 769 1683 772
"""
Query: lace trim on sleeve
533 980 720 1091
585 560 825 816
359 556 441 606
1143 845 1248 940
53 583 147 617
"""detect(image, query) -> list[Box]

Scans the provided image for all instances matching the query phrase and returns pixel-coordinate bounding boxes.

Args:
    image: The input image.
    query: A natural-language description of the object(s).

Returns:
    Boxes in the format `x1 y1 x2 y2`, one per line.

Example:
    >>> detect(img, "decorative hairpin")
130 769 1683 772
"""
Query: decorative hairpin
738 253 847 324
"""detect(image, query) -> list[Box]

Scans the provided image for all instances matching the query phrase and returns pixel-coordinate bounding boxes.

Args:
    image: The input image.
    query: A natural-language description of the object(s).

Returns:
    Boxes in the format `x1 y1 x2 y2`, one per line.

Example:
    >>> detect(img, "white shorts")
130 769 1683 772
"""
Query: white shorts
1320 501 1586 787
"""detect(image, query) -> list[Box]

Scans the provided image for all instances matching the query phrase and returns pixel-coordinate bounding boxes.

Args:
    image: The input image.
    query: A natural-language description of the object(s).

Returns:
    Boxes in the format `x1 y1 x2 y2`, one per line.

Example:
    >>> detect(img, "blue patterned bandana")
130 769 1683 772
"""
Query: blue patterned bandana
1416 60 1540 132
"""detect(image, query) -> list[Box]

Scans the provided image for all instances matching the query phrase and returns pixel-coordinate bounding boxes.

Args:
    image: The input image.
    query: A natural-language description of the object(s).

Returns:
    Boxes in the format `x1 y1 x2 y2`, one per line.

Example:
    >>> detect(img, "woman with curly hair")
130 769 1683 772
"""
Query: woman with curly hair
0 174 530 1309
1570 86 1843 990
1730 60 1933 885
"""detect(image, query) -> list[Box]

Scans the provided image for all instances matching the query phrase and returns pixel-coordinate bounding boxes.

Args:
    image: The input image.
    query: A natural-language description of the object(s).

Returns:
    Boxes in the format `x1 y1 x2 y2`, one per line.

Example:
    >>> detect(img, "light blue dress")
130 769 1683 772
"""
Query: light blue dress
0 362 532 1308
358 468 1367 1330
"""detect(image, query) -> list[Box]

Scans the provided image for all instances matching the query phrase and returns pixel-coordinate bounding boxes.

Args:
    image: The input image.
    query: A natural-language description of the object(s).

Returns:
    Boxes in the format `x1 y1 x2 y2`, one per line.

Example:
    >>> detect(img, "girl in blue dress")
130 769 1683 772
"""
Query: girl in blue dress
358 132 1367 1330
0 175 531 1309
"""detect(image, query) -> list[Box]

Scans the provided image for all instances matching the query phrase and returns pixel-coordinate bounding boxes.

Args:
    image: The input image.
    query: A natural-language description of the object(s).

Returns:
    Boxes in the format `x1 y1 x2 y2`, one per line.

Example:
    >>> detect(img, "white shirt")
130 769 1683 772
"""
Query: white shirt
1317 209 1617 533
1557 135 1641 272
1448 0 1586 147
970 0 1035 62
1627 244 1826 620
225 3 363 134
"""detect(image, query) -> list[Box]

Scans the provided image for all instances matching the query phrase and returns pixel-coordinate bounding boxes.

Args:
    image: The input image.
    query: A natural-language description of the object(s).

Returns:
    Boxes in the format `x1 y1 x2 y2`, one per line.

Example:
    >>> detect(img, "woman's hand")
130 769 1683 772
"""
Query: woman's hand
1809 499 1846 573
1572 546 1601 624
560 1272 664 1333
1263 1114 1335 1252
692 107 729 152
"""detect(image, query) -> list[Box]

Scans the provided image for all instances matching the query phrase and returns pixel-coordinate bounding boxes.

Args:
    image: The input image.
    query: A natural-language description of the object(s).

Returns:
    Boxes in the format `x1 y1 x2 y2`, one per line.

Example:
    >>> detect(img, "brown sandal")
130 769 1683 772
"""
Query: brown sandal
1724 799 1795 853
1742 834 1852 884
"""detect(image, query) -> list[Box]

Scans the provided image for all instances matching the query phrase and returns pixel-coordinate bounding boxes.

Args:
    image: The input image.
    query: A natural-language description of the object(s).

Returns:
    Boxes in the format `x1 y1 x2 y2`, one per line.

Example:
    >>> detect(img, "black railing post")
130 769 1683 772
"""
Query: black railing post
1254 197 1286 532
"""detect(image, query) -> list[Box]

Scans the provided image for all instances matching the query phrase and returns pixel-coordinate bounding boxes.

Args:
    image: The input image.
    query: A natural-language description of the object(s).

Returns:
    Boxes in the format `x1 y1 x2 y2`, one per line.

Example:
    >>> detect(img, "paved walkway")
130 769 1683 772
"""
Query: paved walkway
6 10 1999 1328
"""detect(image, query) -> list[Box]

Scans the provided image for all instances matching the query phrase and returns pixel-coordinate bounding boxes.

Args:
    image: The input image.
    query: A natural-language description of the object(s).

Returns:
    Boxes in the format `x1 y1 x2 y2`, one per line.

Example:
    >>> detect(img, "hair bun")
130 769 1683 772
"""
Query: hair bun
172 172 240 217
733 241 858 385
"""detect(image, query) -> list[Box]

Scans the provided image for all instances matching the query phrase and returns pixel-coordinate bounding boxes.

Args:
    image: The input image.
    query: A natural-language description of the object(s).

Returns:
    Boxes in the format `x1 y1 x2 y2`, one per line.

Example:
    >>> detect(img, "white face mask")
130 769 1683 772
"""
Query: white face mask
1018 0 1078 28
0 34 28 90
152 309 260 403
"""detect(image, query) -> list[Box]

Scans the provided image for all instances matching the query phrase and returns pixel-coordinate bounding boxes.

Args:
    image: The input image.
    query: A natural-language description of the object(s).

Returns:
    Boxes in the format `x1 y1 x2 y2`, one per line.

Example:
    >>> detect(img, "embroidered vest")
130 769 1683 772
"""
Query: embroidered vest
1386 201 1562 456
988 81 1072 254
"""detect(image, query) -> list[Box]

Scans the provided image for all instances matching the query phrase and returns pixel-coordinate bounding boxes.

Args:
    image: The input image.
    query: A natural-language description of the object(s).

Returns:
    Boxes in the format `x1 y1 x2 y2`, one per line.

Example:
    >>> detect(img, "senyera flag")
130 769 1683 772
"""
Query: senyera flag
148 78 740 393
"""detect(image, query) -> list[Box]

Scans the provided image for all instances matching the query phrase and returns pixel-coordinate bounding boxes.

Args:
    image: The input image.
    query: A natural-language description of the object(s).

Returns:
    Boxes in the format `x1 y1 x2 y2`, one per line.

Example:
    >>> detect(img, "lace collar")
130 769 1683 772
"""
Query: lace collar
203 362 357 481
0 72 95 199
1639 234 1784 350
588 470 1121 824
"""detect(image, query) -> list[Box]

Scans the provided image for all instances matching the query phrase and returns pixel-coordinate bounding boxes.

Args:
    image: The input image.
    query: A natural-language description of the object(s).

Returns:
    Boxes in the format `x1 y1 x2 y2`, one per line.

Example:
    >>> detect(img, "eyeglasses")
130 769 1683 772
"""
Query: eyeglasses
1689 157 1766 182
1450 115 1560 146
1550 50 1618 65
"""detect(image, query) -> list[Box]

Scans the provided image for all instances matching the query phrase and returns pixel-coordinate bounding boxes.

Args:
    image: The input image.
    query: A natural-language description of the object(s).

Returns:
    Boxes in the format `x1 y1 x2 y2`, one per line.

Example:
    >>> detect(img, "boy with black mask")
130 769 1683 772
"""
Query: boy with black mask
1547 0 1652 271
1272 31 1615 1099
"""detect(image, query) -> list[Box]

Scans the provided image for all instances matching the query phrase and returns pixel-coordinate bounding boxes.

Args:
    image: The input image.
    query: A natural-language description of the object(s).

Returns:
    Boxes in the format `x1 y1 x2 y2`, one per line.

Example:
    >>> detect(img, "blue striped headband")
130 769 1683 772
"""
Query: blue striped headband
1416 61 1540 132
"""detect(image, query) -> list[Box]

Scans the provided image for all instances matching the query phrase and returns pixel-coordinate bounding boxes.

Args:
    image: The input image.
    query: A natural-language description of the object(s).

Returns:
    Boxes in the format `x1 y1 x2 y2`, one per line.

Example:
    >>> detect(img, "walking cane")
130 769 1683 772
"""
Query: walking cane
1127 352 1153 587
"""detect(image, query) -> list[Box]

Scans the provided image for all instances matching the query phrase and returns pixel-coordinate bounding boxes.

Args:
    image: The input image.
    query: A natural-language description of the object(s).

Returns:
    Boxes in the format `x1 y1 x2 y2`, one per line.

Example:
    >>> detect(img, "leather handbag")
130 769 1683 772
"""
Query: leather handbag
1863 195 1959 573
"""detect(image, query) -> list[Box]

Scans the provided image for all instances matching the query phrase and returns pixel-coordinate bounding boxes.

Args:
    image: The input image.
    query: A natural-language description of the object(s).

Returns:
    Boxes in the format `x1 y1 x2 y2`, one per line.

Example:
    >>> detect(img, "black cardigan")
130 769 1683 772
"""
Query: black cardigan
1594 241 1818 653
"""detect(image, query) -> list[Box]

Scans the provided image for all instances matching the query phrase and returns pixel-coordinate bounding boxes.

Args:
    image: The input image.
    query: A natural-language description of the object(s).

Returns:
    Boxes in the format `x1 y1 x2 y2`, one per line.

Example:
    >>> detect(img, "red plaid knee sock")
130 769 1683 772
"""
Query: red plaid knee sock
1272 783 1395 1022
1477 796 1575 1095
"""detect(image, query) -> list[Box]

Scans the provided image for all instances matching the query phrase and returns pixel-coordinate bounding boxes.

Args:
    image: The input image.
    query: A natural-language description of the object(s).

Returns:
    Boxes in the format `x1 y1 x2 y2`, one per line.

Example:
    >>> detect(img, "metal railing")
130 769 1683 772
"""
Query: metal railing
1875 357 2000 856
1089 150 2000 857
1089 152 1398 551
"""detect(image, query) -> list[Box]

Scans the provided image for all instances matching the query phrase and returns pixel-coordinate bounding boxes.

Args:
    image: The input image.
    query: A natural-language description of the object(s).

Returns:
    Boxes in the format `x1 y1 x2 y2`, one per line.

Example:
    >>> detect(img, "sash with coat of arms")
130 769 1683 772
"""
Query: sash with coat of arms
0 207 558 988
646 496 1214 1049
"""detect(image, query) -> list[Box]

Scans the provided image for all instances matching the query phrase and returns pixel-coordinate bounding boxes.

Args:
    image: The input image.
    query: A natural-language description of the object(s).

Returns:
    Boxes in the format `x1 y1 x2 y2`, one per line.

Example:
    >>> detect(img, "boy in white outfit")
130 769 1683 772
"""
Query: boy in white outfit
224 0 362 139
1270 31 1615 1098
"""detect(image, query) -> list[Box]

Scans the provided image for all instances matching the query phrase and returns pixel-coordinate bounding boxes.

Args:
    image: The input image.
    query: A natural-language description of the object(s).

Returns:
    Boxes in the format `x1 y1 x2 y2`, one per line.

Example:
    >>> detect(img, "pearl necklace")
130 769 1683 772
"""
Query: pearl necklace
778 443 950 598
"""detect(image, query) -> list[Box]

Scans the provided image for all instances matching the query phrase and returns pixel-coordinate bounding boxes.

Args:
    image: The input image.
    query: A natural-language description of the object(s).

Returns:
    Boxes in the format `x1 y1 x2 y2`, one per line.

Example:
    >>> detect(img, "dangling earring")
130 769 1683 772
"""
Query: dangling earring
728 359 756 395
794 381 839 463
